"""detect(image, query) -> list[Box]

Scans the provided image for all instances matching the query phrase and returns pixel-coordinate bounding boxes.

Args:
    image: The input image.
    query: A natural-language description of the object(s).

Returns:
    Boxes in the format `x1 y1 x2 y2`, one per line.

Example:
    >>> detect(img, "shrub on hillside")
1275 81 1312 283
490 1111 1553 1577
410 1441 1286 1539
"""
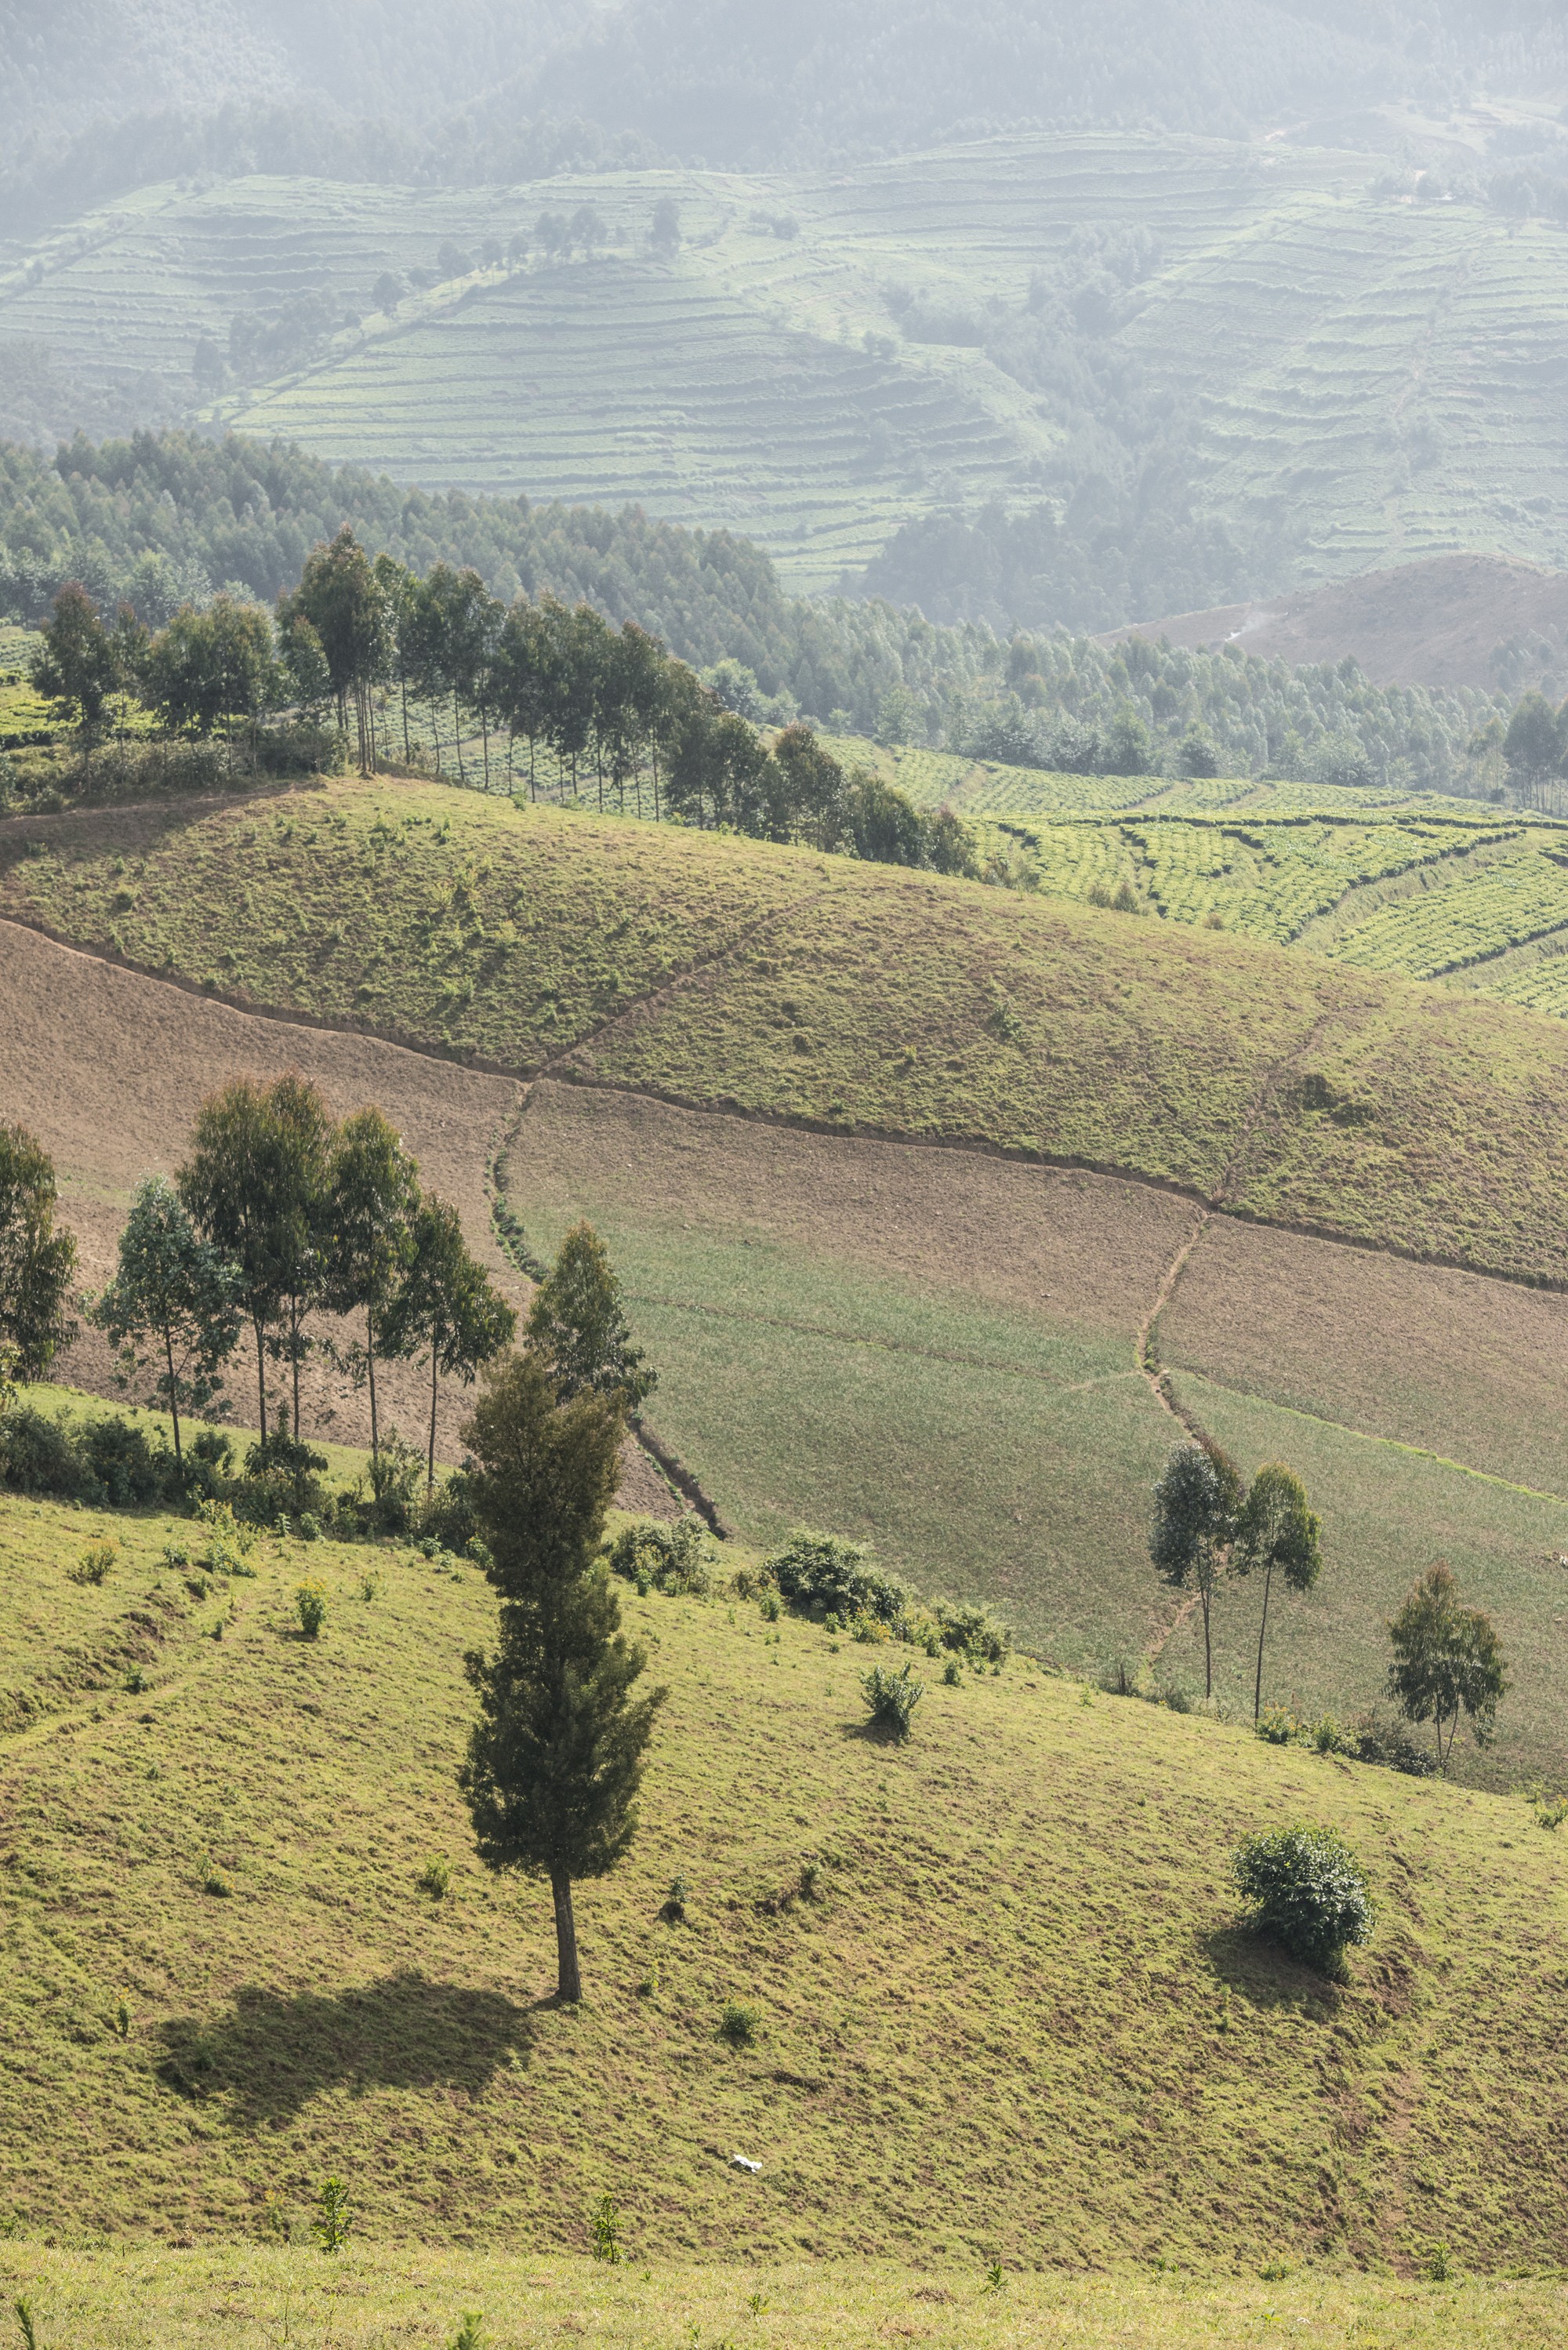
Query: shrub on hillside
0 1404 89 1498
605 1513 715 1596
418 1465 481 1554
1232 1823 1374 1976
768 1527 908 1626
928 1596 1010 1664
861 1659 925 1741
1351 1713 1438 1778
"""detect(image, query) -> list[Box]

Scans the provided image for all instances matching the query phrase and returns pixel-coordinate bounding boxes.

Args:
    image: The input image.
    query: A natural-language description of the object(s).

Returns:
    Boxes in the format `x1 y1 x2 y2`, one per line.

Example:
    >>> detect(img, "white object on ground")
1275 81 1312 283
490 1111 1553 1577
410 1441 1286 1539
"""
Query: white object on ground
730 2153 762 2173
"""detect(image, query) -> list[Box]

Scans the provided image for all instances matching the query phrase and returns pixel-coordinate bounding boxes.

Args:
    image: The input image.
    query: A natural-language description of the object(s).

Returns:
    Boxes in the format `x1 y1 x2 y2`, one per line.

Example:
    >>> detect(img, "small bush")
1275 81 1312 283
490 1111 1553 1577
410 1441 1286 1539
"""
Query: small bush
758 1590 782 1622
1308 1713 1354 1756
1160 1683 1193 1716
605 1513 715 1596
942 1657 962 1687
862 1659 924 1741
295 1581 327 1638
1352 1713 1437 1778
311 2174 351 2254
197 1500 258 1575
718 2000 758 2048
590 2191 621 2263
1232 1823 1374 1976
203 1869 233 1898
768 1527 908 1625
124 1666 148 1694
418 1857 452 1899
930 1596 1011 1664
1255 1705 1298 1745
298 1512 322 1542
162 1541 191 1570
70 1538 117 1586
419 1466 481 1554
0 1405 90 1498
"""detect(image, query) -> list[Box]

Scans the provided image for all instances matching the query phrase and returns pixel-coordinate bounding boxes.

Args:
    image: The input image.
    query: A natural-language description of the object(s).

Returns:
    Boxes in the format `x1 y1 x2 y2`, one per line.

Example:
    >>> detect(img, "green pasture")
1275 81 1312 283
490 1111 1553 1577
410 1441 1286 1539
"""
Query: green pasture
5 2247 1568 2349
5 1463 1568 2272
503 1131 1171 1670
9 134 1568 586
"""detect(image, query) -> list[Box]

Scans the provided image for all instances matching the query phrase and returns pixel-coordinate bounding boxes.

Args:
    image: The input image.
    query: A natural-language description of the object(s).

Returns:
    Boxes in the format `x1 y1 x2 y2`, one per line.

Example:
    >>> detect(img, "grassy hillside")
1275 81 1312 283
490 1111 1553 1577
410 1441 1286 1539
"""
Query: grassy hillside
13 779 1568 1283
4 1464 1568 2284
9 2246 1568 2350
12 779 1568 1788
9 133 1568 590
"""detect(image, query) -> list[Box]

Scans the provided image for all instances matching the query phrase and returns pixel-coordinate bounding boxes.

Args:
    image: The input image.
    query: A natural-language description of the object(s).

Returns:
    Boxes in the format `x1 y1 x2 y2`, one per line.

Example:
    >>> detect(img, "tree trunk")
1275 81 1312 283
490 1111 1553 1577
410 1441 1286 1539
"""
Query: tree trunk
427 1338 439 1495
254 1316 267 1444
551 1868 582 2002
1252 1556 1275 1721
1200 1585 1212 1699
289 1300 304 1444
454 690 466 783
481 709 490 793
367 1308 379 1466
165 1323 182 1465
401 677 411 762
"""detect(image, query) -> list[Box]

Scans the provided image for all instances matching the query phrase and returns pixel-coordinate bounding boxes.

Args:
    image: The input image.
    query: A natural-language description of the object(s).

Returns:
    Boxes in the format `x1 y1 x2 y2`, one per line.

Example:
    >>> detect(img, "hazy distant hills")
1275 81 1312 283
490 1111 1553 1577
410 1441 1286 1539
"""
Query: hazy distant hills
4 0 1564 174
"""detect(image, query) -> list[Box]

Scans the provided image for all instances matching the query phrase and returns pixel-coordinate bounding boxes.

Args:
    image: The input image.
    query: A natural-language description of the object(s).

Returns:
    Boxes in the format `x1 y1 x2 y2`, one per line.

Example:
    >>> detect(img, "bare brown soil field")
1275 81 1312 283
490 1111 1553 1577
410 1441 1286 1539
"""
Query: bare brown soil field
1102 552 1568 689
0 921 673 1506
511 1077 1196 1338
1160 1215 1568 1501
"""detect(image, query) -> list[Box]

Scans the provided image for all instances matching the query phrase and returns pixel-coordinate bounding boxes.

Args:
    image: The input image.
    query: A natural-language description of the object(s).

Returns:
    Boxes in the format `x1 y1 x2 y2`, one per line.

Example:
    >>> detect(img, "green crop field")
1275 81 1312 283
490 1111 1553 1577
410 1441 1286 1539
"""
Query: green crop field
4 1441 1568 2298
9 135 1568 587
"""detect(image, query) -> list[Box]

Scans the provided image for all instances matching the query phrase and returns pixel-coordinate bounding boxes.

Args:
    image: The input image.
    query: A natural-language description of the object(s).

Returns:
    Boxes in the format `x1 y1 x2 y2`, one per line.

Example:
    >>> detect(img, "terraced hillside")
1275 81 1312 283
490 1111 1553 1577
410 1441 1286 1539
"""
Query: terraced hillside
10 776 1568 1789
829 736 1568 1012
3 1469 1568 2285
10 133 1568 587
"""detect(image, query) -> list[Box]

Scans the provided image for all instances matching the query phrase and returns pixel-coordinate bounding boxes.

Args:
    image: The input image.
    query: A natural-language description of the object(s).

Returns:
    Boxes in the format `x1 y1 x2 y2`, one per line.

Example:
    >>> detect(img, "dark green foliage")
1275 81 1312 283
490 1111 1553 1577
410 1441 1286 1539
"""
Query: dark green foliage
861 1659 924 1741
767 1527 909 1625
1236 1462 1322 1723
1386 1561 1509 1770
0 1124 78 1382
604 1514 714 1597
525 1223 655 1413
382 1194 517 1491
458 1351 665 2000
90 1174 241 1464
29 580 119 735
1231 1823 1374 1976
928 1596 1010 1665
1150 1441 1243 1700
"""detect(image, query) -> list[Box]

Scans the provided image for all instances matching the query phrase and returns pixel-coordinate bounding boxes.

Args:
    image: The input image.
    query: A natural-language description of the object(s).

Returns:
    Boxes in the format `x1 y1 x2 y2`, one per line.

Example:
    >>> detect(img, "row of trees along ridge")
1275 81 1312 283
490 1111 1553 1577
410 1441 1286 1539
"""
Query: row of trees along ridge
30 531 981 874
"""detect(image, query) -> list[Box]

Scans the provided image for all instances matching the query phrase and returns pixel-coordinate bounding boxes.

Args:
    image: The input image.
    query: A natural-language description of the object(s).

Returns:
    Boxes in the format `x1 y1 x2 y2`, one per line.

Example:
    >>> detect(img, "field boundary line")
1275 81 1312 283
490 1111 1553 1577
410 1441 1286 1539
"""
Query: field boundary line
1167 1370 1568 1509
16 910 1568 1302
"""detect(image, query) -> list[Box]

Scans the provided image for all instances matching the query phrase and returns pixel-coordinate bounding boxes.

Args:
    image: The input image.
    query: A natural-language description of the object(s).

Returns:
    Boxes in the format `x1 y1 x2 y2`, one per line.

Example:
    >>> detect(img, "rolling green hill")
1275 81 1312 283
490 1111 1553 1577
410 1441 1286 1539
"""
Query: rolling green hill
10 775 1568 1794
10 134 1568 593
2 1462 1568 2299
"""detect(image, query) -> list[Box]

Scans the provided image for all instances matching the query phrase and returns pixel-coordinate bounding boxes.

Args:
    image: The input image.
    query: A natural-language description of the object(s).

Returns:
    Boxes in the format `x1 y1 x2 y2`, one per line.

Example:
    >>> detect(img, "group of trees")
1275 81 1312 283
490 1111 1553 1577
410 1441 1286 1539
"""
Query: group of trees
1151 1439 1508 1767
98 1077 516 1488
0 430 1526 796
30 531 979 873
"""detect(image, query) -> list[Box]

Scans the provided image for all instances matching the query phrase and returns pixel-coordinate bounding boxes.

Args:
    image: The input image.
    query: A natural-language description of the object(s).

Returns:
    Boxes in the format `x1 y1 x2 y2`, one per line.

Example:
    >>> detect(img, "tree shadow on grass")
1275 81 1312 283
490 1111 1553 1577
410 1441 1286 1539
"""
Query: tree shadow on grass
157 1970 537 2125
1200 1925 1344 2021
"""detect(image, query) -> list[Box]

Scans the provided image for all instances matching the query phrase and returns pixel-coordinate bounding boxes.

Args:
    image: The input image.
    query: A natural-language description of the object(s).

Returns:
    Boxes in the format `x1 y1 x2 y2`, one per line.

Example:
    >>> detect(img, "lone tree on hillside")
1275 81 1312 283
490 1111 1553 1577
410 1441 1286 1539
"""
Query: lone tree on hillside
380 1194 517 1491
0 1124 78 1384
458 1351 665 2002
1150 1439 1243 1700
1386 1561 1508 1771
91 1175 240 1464
525 1222 656 1413
321 1106 420 1471
1236 1462 1322 1721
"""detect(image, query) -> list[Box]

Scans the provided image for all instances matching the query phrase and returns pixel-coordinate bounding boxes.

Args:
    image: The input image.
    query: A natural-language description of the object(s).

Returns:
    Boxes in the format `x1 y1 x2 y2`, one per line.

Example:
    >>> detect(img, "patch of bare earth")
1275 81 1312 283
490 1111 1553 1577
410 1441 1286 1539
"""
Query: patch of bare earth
0 923 673 1509
510 1077 1197 1338
1160 1215 1568 1498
